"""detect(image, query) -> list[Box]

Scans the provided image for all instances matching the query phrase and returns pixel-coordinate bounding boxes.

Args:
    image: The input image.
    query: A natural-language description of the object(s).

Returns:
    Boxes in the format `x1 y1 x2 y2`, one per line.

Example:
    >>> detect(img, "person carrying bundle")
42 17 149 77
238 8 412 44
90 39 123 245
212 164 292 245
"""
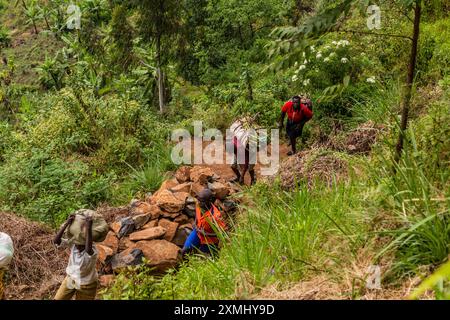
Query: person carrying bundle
229 116 259 185
53 209 108 300
279 95 313 155
0 232 14 300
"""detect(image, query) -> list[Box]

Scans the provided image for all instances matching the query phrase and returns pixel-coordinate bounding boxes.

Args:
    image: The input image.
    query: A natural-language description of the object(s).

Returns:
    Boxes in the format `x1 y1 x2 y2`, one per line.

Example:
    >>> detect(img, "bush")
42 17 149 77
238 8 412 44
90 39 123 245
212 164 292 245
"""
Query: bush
0 25 10 48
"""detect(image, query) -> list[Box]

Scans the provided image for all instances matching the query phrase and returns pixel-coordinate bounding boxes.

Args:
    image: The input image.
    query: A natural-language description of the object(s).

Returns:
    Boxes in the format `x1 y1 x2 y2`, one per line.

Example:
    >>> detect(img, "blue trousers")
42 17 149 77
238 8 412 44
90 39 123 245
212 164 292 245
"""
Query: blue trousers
182 229 217 254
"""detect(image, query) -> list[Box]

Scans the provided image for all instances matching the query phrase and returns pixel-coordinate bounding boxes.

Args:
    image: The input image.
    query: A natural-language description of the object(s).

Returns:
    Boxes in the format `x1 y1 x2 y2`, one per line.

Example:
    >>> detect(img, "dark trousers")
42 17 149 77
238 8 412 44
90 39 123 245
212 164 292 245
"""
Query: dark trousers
286 120 307 153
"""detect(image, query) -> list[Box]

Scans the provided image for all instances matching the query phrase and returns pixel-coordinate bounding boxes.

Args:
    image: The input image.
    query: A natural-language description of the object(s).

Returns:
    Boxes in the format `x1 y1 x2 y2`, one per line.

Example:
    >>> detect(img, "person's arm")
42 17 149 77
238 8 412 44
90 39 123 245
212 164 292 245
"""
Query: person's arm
84 216 94 255
53 214 75 245
279 101 290 131
279 112 286 131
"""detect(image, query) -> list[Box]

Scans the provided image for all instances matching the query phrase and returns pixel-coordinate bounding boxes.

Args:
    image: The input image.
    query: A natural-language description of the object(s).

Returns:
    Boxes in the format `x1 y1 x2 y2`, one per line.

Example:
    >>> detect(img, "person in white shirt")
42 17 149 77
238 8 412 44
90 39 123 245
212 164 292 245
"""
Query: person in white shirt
53 214 98 300
229 117 258 185
0 232 14 300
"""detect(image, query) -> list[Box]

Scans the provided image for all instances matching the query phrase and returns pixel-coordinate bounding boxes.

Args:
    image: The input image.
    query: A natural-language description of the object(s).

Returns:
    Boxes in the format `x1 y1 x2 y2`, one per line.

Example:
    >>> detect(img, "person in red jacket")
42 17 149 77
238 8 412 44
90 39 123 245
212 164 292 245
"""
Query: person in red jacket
279 95 313 155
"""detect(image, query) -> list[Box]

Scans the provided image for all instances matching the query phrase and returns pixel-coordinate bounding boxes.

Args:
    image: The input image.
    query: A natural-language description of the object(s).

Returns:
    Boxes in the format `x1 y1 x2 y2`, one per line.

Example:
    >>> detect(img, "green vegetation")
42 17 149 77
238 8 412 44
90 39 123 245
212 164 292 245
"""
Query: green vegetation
0 0 448 299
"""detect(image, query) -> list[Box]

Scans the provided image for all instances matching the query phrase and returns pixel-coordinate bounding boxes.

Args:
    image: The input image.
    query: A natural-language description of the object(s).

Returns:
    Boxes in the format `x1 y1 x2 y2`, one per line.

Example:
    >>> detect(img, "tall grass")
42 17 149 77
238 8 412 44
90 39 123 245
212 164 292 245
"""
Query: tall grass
111 142 177 205
373 100 450 280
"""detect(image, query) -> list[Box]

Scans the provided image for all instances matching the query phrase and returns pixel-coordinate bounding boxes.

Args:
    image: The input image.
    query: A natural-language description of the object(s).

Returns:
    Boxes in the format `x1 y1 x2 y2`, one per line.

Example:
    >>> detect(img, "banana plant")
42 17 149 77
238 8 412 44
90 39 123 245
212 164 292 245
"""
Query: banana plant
24 0 41 34
38 4 52 30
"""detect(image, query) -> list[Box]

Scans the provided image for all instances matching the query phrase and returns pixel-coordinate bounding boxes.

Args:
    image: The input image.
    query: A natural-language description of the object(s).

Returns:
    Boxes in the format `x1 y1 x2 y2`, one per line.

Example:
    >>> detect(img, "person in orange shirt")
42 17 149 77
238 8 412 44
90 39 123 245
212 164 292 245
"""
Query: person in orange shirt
279 95 313 155
181 189 227 256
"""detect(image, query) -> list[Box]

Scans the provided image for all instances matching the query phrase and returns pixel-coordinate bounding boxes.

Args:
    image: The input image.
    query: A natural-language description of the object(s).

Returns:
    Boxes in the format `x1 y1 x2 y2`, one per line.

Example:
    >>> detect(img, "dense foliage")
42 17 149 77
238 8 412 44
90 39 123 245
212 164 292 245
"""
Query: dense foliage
0 0 448 299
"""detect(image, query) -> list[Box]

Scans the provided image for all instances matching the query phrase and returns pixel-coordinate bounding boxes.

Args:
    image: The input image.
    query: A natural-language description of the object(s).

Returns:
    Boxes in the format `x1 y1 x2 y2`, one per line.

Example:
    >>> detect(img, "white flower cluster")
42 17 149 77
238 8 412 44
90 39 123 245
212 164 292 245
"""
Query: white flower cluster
336 40 350 47
366 76 376 83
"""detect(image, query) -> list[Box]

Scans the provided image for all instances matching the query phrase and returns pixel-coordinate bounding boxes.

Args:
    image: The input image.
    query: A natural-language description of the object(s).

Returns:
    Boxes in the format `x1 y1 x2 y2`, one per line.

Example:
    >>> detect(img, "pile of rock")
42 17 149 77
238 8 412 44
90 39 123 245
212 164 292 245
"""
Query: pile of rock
95 166 239 284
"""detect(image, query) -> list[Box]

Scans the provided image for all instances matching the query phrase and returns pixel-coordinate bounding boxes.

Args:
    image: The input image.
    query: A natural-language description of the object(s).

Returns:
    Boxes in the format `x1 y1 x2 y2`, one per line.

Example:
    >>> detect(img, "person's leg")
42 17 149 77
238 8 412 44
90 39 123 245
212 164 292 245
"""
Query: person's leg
298 120 306 142
231 142 241 182
54 276 76 300
288 135 297 155
0 269 5 300
249 164 256 185
181 229 201 256
75 281 98 300
286 122 297 155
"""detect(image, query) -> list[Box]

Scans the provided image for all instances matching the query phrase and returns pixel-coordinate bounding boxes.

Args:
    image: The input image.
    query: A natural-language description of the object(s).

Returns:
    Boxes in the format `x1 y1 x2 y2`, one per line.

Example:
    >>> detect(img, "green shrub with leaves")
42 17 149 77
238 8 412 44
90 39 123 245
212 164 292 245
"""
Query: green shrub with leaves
0 25 10 48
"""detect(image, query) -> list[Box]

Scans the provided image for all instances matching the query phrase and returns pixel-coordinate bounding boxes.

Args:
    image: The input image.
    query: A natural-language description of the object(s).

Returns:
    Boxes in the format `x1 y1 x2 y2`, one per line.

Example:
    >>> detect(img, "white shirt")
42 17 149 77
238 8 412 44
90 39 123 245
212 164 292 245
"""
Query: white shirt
0 232 14 269
230 120 257 147
65 245 98 289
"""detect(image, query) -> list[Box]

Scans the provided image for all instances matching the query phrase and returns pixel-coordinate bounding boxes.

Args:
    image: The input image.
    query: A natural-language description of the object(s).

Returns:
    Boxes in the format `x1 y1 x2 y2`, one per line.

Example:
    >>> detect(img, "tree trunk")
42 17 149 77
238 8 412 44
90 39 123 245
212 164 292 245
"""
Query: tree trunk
156 33 165 114
32 20 38 34
44 16 50 30
394 0 421 163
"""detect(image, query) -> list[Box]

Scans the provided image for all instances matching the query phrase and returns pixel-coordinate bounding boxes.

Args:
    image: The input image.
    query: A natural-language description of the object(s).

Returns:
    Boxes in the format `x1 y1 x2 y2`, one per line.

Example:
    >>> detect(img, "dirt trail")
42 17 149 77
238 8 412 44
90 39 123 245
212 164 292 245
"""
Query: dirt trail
185 137 291 185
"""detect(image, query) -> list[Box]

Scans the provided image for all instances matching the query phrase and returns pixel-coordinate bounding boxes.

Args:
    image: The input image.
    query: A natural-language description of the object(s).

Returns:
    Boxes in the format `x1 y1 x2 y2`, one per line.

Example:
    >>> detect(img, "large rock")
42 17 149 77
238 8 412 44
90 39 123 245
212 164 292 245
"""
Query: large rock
154 189 186 213
111 221 121 235
174 214 190 225
158 219 179 242
189 167 215 184
135 240 180 272
129 226 166 241
184 197 197 218
174 191 190 203
142 220 158 229
152 179 179 199
161 211 181 219
111 248 144 271
131 201 161 220
170 182 191 194
180 223 193 230
208 181 230 200
132 213 151 229
118 217 135 238
173 227 192 247
96 244 114 265
118 237 136 251
99 231 119 253
175 166 191 183
191 182 206 197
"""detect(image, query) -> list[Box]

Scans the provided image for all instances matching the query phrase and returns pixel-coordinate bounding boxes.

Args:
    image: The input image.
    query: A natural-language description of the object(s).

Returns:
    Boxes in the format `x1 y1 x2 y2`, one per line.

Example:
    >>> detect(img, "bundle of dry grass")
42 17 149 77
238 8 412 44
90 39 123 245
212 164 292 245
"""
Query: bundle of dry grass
329 121 384 155
96 205 130 224
0 212 66 299
278 149 348 190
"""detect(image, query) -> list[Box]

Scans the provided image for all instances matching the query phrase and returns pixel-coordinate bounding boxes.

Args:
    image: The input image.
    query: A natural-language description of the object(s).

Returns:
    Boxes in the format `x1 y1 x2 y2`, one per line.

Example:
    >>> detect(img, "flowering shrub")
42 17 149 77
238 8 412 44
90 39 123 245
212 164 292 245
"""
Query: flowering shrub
290 39 356 93
288 38 383 118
